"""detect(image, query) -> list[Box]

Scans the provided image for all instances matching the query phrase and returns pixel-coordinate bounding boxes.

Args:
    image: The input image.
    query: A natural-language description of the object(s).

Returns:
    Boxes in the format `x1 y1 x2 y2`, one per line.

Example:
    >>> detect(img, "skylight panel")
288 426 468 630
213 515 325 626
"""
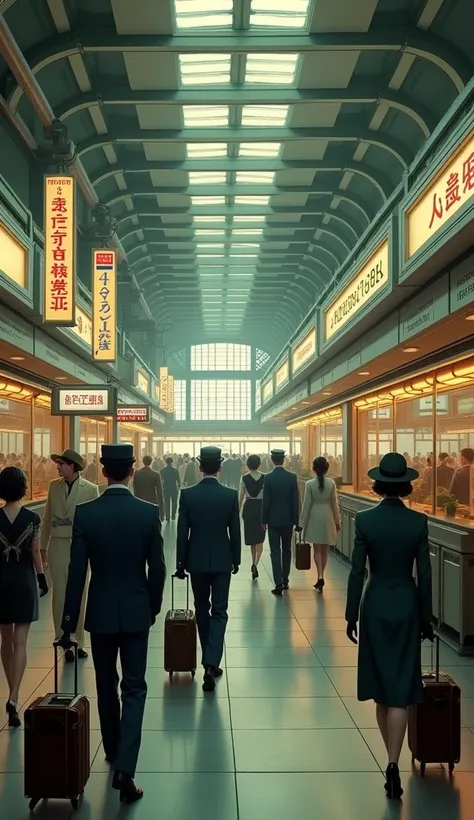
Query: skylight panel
233 215 266 222
232 228 263 235
194 215 226 222
195 229 226 235
183 106 229 126
175 0 233 30
239 142 281 158
249 0 310 28
245 54 299 85
187 143 227 158
241 106 288 126
196 243 225 249
235 196 270 205
191 196 226 205
179 54 231 85
189 172 226 184
236 171 275 184
231 244 260 249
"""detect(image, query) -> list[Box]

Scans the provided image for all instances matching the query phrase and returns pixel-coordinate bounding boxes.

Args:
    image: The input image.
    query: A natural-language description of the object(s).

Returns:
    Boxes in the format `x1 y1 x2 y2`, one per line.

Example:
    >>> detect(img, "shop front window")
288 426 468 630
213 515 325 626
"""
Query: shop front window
436 384 474 520
395 396 434 513
33 403 65 501
80 419 101 484
317 418 344 478
357 404 394 496
0 398 32 501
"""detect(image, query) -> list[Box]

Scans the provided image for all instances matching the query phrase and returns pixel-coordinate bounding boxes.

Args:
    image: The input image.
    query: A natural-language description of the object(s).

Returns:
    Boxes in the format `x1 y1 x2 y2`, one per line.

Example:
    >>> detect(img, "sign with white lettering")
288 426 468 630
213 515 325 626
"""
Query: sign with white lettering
43 175 76 326
51 385 117 416
116 405 150 424
275 360 289 391
399 274 449 342
325 240 389 341
449 255 474 312
292 328 316 373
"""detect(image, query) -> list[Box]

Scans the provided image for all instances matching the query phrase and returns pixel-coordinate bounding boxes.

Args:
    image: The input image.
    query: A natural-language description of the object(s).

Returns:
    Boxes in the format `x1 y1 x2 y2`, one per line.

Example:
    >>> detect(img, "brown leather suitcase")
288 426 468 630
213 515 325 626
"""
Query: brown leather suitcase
408 637 461 775
24 642 90 812
164 574 197 679
293 532 311 570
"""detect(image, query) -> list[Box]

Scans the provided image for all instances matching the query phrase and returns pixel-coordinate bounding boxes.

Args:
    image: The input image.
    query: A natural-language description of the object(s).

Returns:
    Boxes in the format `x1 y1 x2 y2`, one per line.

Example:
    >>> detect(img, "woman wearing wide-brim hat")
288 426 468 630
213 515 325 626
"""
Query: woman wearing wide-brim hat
345 452 433 800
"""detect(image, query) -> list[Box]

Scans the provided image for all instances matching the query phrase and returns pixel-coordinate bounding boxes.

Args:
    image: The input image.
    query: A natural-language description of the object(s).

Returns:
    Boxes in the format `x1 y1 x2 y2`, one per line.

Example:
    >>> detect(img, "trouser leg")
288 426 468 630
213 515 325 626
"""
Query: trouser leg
268 527 283 587
281 526 293 584
171 493 178 518
115 631 149 778
48 538 70 640
190 574 211 664
164 493 171 519
206 573 231 669
90 633 121 762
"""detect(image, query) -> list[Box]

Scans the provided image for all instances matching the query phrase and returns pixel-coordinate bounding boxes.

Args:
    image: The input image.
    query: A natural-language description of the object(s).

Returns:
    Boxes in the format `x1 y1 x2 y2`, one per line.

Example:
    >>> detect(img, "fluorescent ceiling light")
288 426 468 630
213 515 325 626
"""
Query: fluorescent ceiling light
183 106 229 126
189 171 226 184
235 195 270 205
232 228 263 235
233 215 266 222
195 229 226 235
197 254 225 258
196 243 225 248
239 142 281 157
179 54 231 85
229 253 258 257
236 171 275 184
187 143 227 158
231 243 260 248
194 215 226 222
241 105 289 126
245 54 299 85
249 0 310 28
191 196 226 205
175 0 233 30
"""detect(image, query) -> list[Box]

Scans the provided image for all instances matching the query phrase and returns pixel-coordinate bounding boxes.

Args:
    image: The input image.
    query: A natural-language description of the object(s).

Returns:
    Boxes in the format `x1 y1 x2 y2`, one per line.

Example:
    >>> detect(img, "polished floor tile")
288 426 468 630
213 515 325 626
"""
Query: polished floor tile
225 646 321 667
360 727 474 772
230 697 354 730
224 631 311 648
227 666 337 698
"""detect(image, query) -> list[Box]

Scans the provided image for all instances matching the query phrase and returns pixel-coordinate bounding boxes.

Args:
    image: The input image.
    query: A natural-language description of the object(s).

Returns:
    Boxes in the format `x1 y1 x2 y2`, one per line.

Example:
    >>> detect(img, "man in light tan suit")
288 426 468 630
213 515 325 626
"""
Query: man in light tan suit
41 449 99 661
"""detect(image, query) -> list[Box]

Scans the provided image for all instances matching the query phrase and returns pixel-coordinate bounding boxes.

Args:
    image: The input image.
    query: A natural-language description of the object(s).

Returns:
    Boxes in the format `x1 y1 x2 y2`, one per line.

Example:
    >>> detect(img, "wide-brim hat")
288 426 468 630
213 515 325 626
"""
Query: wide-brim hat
197 446 224 463
368 452 419 483
100 444 136 463
51 449 84 471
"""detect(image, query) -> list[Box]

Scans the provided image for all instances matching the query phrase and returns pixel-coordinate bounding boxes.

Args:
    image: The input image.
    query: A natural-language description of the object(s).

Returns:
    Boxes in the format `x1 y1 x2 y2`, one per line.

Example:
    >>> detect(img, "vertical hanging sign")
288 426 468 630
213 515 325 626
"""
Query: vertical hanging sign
43 175 76 326
159 366 168 411
92 249 117 362
167 375 175 415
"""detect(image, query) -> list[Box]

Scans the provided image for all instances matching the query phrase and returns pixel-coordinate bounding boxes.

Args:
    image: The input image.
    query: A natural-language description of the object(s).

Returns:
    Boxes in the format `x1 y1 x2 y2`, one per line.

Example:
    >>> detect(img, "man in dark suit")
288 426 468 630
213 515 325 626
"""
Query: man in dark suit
60 444 166 804
160 456 181 521
450 446 474 506
262 448 300 596
176 446 241 692
133 454 165 516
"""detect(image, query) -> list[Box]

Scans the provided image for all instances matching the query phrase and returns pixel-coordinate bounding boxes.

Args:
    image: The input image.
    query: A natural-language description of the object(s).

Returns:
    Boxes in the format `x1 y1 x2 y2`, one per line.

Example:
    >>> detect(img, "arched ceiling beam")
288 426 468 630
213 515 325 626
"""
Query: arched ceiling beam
91 159 392 201
56 85 434 138
8 27 470 111
76 127 411 169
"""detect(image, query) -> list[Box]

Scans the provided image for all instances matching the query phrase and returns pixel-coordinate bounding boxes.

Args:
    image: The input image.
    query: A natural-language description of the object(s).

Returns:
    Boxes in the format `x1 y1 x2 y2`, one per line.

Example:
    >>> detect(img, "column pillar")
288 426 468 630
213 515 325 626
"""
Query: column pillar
342 401 353 485
69 416 80 451
111 418 119 444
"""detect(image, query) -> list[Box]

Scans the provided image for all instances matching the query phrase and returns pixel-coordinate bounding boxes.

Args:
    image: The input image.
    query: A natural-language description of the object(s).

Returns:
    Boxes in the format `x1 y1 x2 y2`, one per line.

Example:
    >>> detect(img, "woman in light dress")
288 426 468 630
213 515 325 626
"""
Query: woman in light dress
299 456 341 591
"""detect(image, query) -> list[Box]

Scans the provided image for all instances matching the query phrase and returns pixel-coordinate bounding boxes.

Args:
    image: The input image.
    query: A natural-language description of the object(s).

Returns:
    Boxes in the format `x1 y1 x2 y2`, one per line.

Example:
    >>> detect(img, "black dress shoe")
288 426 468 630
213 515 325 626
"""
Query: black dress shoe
283 580 289 590
214 667 223 678
112 771 144 804
271 585 283 596
64 648 74 663
203 667 216 692
78 648 88 660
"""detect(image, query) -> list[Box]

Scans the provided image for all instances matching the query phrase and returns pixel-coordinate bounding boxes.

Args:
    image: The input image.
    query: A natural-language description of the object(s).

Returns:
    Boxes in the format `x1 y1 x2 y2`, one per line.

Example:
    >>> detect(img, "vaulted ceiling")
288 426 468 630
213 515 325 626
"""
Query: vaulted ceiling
0 0 472 359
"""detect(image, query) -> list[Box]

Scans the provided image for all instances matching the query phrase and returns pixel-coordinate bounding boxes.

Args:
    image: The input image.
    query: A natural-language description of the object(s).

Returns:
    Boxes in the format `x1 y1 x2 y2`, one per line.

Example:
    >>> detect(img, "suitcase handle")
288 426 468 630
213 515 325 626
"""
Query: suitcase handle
171 573 190 611
53 640 78 696
427 634 440 683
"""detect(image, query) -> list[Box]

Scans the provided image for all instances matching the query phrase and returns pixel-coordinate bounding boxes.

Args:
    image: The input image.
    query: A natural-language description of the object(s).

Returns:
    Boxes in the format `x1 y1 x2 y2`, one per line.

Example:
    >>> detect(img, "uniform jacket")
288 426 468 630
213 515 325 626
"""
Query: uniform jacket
261 466 299 528
450 465 471 506
41 475 99 550
61 487 166 635
160 464 181 494
177 477 241 573
133 465 165 512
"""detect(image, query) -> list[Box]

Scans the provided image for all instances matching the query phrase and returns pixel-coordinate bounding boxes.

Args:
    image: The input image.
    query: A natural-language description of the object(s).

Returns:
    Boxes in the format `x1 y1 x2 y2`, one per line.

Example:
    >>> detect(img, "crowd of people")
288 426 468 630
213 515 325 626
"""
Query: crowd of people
0 442 441 804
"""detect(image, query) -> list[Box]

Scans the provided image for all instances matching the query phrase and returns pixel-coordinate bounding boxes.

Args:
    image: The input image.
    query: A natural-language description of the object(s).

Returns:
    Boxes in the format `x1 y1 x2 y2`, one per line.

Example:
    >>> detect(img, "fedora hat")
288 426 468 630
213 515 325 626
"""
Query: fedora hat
100 444 136 463
51 449 84 471
197 446 224 463
368 452 419 483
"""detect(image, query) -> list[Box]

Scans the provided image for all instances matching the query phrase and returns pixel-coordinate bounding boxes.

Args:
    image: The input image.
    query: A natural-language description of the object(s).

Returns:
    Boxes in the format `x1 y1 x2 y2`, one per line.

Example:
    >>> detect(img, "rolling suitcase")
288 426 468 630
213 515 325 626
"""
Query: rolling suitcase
164 574 197 679
293 531 311 570
408 636 461 775
24 641 90 812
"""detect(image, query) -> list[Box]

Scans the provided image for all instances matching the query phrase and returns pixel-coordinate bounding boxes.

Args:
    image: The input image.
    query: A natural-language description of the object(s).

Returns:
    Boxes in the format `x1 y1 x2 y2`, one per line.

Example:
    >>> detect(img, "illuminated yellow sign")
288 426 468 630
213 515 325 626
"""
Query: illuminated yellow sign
262 379 273 402
166 375 175 414
292 328 316 372
44 175 76 325
136 369 149 395
325 240 389 341
71 306 92 347
0 222 27 288
275 360 289 390
159 366 168 411
92 250 116 362
406 129 474 259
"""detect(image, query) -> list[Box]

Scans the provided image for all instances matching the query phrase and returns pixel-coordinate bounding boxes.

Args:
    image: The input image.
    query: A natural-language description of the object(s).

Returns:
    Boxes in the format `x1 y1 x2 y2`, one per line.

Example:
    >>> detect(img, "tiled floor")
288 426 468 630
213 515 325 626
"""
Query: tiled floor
1 526 474 818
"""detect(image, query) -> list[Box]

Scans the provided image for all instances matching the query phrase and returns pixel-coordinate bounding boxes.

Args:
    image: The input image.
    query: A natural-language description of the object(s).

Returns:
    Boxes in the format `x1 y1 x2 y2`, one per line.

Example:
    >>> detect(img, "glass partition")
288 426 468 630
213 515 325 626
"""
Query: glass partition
33 403 66 500
436 383 474 519
357 404 393 495
0 398 32 501
80 418 112 484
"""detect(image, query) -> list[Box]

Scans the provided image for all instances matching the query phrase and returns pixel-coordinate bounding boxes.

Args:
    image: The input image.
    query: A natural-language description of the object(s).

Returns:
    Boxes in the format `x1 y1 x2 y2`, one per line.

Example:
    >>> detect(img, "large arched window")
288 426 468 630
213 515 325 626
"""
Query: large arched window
191 343 251 371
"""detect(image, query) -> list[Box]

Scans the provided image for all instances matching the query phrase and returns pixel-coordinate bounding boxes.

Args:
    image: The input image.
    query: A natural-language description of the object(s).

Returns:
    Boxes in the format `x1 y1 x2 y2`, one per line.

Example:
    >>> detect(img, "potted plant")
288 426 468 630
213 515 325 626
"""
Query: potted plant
443 494 458 517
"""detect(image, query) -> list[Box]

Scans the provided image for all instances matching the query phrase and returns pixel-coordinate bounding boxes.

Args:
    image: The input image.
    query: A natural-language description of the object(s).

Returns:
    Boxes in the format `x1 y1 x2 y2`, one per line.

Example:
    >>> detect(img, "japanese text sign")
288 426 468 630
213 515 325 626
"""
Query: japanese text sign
275 360 289 390
51 385 117 416
325 239 389 341
406 129 474 259
166 375 174 414
159 366 169 411
116 405 150 424
92 249 117 362
43 175 76 326
292 328 316 372
136 369 150 395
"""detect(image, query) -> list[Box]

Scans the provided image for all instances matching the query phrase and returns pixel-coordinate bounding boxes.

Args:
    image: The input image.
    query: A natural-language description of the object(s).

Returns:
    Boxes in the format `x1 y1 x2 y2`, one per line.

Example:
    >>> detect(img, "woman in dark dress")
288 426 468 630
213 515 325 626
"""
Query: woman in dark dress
239 454 265 580
0 468 48 727
345 453 433 800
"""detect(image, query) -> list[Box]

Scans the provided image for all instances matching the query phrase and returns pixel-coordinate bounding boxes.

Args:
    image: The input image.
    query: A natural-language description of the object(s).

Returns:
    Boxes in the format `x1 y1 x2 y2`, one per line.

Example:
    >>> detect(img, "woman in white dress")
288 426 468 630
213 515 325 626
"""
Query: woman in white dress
299 456 341 591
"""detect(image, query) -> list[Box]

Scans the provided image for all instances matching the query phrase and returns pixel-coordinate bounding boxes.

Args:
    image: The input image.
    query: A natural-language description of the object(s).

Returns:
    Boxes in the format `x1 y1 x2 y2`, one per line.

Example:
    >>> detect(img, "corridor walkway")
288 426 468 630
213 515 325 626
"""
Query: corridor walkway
1 525 474 819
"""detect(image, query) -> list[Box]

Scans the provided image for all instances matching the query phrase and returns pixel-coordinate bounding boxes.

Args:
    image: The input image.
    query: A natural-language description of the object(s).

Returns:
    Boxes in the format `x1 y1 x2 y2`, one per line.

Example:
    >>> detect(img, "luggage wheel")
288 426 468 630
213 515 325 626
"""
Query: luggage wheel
169 671 173 680
29 798 40 811
420 762 426 775
449 762 455 775
71 796 80 810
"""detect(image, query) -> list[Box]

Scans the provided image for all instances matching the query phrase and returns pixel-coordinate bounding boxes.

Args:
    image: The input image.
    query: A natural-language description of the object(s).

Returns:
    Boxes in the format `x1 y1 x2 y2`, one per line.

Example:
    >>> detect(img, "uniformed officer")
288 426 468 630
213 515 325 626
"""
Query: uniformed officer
262 448 300 595
59 444 166 804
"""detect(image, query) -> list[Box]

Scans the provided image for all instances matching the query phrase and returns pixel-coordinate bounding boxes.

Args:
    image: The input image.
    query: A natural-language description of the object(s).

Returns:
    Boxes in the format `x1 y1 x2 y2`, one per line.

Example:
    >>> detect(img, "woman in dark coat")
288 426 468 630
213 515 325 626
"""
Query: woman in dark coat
345 453 433 800
239 454 265 580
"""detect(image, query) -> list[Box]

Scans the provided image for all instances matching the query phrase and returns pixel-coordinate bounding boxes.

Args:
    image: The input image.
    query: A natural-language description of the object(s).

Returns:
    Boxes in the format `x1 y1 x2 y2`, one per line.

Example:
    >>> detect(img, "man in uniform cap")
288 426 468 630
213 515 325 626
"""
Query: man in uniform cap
262 449 300 595
176 446 241 692
60 444 166 804
41 449 99 660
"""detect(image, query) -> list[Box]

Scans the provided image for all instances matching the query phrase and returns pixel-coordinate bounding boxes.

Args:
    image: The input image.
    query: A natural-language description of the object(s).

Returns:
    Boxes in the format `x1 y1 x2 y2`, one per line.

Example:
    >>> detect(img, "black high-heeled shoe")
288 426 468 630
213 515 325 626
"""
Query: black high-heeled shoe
385 763 403 799
251 564 259 580
314 579 325 592
6 700 21 728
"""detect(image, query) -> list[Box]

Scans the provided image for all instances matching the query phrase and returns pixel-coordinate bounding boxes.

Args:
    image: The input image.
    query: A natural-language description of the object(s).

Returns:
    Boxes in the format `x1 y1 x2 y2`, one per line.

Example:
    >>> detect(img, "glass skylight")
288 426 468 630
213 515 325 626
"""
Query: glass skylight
236 171 275 184
231 244 260 249
175 0 233 30
239 142 281 157
187 143 228 158
194 215 226 222
235 196 270 205
196 243 225 249
232 228 263 235
191 196 226 205
179 54 231 85
245 54 299 85
183 106 229 126
233 215 266 222
189 172 226 184
241 106 288 126
249 0 310 28
195 229 226 235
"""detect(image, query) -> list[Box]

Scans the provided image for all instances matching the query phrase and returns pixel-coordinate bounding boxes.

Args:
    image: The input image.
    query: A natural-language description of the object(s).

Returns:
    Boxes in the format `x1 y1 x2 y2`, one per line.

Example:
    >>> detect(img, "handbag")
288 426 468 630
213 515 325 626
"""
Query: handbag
293 531 311 570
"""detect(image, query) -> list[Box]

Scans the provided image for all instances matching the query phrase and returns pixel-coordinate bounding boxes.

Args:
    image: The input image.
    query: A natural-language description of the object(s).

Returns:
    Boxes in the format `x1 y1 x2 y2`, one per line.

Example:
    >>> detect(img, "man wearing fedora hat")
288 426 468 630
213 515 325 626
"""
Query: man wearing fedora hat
40 448 99 660
176 446 241 692
60 444 166 804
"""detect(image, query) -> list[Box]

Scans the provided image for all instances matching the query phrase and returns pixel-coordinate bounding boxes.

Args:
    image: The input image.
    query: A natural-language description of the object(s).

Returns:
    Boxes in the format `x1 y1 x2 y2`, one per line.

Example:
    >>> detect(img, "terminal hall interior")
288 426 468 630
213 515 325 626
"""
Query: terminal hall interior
0 0 474 817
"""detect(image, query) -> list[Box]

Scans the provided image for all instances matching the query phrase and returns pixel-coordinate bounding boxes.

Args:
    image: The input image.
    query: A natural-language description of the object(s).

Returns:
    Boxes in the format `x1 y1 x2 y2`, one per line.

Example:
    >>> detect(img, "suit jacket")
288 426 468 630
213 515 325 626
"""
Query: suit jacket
450 465 471 505
261 466 299 528
160 464 181 494
133 466 165 512
345 499 432 625
177 477 241 573
40 475 99 550
61 487 166 634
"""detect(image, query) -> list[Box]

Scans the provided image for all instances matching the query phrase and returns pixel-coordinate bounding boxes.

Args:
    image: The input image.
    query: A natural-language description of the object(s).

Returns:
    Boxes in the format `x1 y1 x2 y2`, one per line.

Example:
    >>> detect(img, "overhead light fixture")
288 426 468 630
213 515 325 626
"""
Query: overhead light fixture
358 371 370 376
402 347 420 353
179 54 231 86
322 391 332 396
10 356 25 361
55 376 67 380
465 313 474 321
175 0 233 30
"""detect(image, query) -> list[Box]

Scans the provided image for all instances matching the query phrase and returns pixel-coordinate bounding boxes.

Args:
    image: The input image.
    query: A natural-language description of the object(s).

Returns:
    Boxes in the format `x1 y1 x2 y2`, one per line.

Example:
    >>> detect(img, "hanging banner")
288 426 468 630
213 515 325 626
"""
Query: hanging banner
166 375 175 414
92 249 117 362
43 175 76 326
51 385 117 415
159 366 169 411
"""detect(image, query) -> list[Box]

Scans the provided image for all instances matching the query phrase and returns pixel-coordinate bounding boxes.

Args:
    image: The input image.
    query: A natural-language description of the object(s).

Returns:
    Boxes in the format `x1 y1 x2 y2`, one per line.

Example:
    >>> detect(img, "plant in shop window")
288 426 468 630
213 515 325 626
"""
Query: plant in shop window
438 491 458 517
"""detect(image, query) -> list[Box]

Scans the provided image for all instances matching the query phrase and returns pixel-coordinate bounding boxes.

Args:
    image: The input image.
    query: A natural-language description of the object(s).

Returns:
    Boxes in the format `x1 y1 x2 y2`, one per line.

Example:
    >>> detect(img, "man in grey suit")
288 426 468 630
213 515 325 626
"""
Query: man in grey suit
60 444 166 804
133 454 165 517
262 448 300 596
176 446 241 692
